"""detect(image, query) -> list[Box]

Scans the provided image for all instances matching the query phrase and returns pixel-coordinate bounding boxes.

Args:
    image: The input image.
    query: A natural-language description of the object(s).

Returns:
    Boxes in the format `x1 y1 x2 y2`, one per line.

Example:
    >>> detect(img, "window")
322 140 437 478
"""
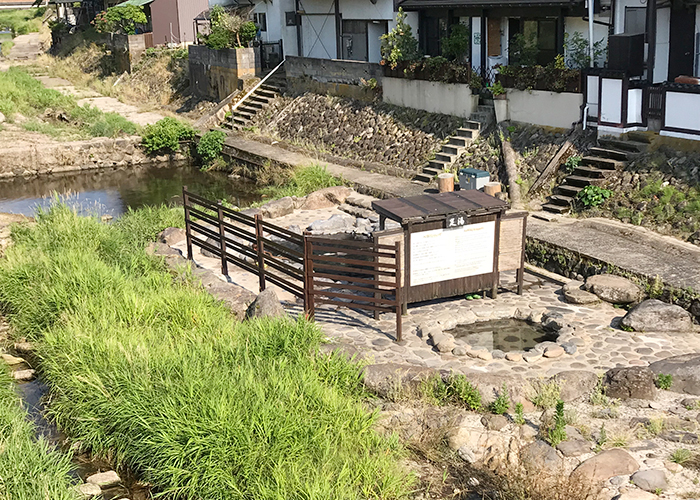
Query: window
254 13 267 32
624 7 646 35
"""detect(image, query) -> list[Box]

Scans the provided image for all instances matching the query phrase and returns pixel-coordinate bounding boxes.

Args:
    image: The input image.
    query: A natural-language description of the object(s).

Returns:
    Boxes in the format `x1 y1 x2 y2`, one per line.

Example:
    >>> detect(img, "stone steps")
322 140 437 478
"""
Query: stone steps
229 66 287 131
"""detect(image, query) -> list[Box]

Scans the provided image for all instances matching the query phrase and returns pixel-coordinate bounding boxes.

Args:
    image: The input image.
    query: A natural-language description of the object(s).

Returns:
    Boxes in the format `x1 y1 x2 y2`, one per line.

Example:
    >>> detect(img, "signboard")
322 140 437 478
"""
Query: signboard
410 221 495 286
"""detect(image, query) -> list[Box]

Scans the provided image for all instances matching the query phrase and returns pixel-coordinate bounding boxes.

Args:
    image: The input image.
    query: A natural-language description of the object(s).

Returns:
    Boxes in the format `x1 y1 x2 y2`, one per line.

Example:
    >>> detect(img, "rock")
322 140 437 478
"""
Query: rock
452 346 467 356
621 299 694 332
649 354 700 395
584 274 643 304
0 112 5 124
543 345 564 358
146 241 182 258
664 460 683 473
307 214 355 234
610 475 629 486
523 351 542 363
481 414 509 431
436 339 456 353
13 342 34 354
315 186 352 204
200 237 221 258
300 190 336 210
86 470 121 488
551 370 599 402
157 227 186 246
541 312 566 331
563 280 601 304
658 430 699 443
13 369 35 381
505 352 522 362
520 423 539 441
446 426 513 467
572 449 639 483
614 491 658 500
245 288 285 319
604 367 657 400
630 470 667 492
362 363 438 399
75 483 102 499
457 445 476 463
260 197 295 219
1 353 25 366
206 281 256 319
556 439 591 457
520 440 562 471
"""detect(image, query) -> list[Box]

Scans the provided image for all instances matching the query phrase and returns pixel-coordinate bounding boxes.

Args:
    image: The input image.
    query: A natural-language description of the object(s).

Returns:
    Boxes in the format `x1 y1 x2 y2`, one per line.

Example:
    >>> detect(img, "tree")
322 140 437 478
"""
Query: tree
199 6 257 49
442 23 470 62
93 5 147 35
380 8 420 69
564 31 607 69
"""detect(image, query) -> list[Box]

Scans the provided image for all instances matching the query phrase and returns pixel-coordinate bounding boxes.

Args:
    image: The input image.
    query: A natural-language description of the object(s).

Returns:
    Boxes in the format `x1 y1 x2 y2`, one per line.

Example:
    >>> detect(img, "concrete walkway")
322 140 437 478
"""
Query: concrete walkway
225 136 429 198
528 214 700 292
35 76 165 127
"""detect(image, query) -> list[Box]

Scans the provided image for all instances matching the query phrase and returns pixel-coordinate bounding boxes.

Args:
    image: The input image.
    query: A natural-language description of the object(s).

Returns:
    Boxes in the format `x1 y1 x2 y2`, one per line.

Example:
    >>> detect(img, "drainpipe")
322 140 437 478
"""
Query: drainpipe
588 0 594 68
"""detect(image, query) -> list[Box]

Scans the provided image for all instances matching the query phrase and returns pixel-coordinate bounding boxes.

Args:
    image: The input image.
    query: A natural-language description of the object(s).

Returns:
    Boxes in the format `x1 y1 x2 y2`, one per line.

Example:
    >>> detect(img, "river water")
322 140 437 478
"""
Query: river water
0 163 261 217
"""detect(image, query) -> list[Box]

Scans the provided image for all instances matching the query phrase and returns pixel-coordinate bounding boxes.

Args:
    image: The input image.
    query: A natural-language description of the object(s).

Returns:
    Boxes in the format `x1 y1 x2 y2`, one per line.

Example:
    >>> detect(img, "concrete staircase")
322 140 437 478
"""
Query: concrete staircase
226 70 287 130
413 122 481 183
542 134 650 214
470 100 496 132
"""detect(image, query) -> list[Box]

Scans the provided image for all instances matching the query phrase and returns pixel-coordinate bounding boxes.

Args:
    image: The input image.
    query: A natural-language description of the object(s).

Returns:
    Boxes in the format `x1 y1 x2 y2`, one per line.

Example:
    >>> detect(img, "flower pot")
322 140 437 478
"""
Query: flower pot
437 173 454 193
494 98 509 123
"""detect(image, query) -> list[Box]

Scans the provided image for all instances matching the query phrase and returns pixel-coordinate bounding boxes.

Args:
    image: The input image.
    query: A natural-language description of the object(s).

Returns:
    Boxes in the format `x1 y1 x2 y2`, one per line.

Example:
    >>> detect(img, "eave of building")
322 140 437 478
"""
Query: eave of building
398 0 583 8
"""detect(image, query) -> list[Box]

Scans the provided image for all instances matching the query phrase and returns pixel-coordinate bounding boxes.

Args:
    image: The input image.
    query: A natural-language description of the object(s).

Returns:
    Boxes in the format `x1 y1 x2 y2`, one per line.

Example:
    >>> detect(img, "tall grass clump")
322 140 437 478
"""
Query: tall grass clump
0 67 137 139
257 164 346 201
0 7 45 35
0 204 411 500
0 369 76 500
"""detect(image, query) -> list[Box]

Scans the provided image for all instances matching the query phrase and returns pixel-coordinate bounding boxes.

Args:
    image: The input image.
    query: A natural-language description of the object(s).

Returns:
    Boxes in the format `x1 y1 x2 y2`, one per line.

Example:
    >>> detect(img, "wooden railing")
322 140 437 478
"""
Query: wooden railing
183 187 404 340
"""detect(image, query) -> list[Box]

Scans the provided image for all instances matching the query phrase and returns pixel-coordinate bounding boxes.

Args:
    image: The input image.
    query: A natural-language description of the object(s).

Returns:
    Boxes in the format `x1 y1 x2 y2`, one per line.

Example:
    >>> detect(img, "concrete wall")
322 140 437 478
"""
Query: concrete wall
102 33 148 73
285 56 383 100
382 77 477 119
564 16 609 68
506 89 583 129
189 45 261 101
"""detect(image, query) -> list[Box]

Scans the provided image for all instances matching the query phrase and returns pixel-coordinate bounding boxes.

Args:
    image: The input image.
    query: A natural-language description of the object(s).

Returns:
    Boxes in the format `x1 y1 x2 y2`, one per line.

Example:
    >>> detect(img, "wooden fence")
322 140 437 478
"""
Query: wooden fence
183 187 404 340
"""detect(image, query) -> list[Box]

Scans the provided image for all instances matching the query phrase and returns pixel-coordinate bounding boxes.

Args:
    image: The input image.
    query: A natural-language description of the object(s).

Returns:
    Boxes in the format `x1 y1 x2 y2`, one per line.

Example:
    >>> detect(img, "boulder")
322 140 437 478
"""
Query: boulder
0 112 5 124
584 274 643 304
300 190 336 210
362 363 439 399
604 366 656 400
245 288 286 319
520 440 562 471
572 449 639 483
157 227 186 246
614 491 659 500
649 354 700 395
446 425 514 468
307 214 355 234
206 281 256 319
1 353 25 366
562 280 601 305
630 470 667 492
481 414 509 431
260 197 295 219
315 186 352 205
200 237 220 258
621 299 694 333
75 483 101 499
556 439 591 457
86 470 121 488
550 370 599 402
13 369 35 381
543 345 565 358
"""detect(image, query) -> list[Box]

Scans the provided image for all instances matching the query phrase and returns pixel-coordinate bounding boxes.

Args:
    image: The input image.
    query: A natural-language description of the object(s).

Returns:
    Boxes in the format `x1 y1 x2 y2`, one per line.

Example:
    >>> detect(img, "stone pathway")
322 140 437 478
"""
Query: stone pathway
173 194 700 381
34 76 165 127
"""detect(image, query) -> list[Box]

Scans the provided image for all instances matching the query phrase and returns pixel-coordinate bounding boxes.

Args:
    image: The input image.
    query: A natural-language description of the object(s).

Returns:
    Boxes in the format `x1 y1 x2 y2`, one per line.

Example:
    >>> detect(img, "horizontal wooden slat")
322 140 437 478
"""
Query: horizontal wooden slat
225 243 258 262
311 272 398 288
312 297 396 314
220 205 255 225
310 246 397 260
265 273 304 297
263 255 304 280
312 280 396 297
221 221 257 245
261 220 304 243
191 237 221 257
312 261 397 278
309 237 396 251
260 238 303 261
311 253 398 269
224 252 259 275
189 220 220 242
312 289 398 305
186 192 220 211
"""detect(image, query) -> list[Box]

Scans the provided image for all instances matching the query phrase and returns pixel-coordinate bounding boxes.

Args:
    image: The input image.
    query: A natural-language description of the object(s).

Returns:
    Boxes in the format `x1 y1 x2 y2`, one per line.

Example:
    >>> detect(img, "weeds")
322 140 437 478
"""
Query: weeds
257 164 346 201
197 129 227 168
1 40 13 57
141 117 195 154
656 373 673 390
645 418 665 437
547 400 567 446
530 378 562 409
590 374 613 407
671 448 693 465
420 373 482 411
514 403 525 425
0 369 76 500
489 384 510 415
0 204 413 500
0 7 44 35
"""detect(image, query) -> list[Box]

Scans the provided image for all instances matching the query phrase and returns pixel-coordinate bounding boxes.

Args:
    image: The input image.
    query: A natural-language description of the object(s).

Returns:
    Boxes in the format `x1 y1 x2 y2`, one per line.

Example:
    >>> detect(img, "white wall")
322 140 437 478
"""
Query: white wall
564 16 609 67
383 77 477 119
506 89 583 129
343 0 392 20
613 0 644 33
654 7 670 83
600 77 623 124
627 88 643 124
664 91 700 133
471 17 481 71
367 22 385 63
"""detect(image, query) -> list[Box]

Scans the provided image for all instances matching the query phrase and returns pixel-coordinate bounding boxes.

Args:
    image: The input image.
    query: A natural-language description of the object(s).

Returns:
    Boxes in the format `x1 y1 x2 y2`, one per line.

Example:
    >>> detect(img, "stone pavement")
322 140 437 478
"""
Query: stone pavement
173 198 700 381
34 76 165 127
224 135 429 198
528 215 700 292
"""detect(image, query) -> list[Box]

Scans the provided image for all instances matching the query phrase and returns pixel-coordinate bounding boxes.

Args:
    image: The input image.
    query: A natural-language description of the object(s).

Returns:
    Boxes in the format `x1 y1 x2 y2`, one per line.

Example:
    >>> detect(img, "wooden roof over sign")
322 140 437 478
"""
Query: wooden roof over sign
372 190 509 225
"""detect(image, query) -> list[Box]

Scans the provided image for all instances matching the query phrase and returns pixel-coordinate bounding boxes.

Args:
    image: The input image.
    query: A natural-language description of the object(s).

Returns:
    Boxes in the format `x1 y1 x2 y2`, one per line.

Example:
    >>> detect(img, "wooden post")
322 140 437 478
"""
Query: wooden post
182 186 193 261
491 213 501 299
394 241 403 342
254 214 266 292
303 231 315 319
517 214 528 295
438 173 455 193
217 201 228 277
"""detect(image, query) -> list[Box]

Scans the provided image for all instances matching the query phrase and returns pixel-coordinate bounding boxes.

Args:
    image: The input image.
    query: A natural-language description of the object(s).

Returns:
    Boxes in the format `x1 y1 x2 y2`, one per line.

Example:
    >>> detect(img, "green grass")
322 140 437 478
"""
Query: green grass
1 40 14 57
0 204 411 500
0 8 44 35
0 369 76 500
257 164 346 203
0 67 138 139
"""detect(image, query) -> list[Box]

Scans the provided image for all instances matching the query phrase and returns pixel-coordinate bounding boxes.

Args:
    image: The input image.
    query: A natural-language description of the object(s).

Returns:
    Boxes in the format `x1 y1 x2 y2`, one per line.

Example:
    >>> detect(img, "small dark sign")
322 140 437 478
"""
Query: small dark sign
446 213 467 228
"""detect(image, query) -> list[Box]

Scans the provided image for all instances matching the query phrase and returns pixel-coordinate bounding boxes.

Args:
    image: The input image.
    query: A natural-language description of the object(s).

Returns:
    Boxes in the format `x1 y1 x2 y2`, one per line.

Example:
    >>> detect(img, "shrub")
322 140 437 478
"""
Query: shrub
380 8 420 69
671 448 693 465
0 7 44 35
531 378 562 409
508 32 539 67
447 374 482 411
442 23 470 61
547 400 567 446
577 185 613 208
489 383 510 415
564 31 607 69
491 81 505 96
197 129 227 167
198 6 257 49
656 373 673 390
514 402 525 425
141 117 195 154
93 5 147 35
563 155 582 174
258 164 345 200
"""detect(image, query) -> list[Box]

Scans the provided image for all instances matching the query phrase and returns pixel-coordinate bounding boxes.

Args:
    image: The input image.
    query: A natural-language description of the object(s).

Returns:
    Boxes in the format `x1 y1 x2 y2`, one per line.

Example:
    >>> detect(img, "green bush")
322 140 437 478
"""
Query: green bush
656 373 673 390
577 185 613 208
141 117 195 154
0 205 412 500
380 8 420 69
198 6 257 49
92 5 147 35
447 374 482 410
197 129 227 167
0 369 76 500
0 8 44 36
489 383 510 415
442 23 470 61
547 400 567 446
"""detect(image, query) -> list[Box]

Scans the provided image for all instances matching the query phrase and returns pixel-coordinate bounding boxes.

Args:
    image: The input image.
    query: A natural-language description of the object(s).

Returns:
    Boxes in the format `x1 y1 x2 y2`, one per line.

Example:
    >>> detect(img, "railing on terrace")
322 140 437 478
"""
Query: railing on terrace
183 187 404 341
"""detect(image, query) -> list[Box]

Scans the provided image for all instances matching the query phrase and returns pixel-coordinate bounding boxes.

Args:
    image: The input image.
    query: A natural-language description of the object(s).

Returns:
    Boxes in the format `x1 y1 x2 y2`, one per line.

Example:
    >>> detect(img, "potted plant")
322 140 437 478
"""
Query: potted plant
491 81 508 123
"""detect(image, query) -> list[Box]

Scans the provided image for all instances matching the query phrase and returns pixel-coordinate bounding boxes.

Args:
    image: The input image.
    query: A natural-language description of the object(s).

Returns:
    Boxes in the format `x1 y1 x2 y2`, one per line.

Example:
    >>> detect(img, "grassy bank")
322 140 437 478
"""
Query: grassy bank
0 369 76 500
0 67 138 139
0 8 44 35
246 163 346 207
0 205 410 499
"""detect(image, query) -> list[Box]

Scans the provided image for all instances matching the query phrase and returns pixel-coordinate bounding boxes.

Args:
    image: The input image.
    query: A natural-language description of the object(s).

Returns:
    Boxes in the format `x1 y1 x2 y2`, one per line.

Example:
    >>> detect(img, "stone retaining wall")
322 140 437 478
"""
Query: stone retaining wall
189 45 260 101
0 136 184 178
285 56 382 101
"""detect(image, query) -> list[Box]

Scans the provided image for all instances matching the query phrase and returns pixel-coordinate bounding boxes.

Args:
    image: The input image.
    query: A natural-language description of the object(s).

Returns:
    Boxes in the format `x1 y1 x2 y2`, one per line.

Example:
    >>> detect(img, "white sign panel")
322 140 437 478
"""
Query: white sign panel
410 221 495 286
